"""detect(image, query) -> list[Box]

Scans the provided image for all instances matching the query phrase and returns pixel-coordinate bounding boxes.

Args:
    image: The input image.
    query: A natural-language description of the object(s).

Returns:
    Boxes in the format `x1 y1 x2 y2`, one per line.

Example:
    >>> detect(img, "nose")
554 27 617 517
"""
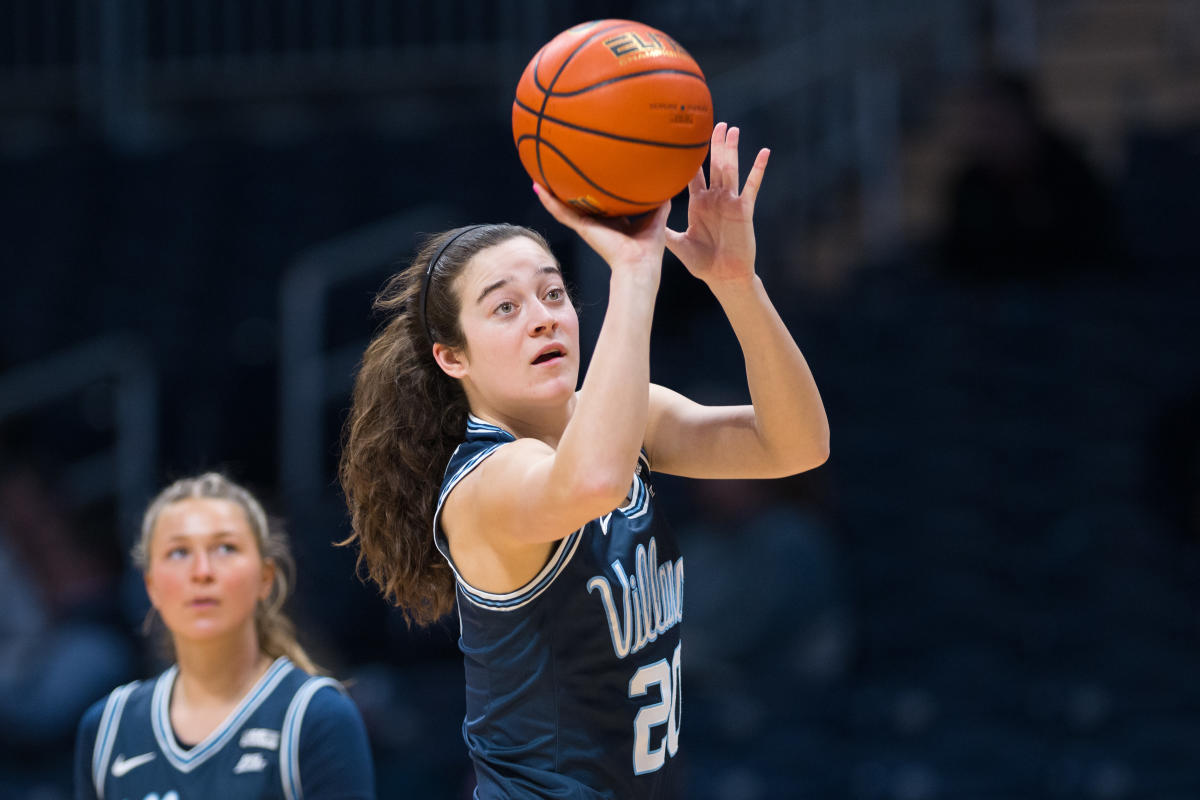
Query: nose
528 299 559 336
190 549 215 582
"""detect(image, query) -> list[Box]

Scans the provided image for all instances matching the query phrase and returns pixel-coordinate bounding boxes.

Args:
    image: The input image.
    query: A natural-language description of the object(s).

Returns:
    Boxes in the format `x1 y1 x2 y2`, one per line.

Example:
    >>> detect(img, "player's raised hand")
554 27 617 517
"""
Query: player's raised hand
534 182 670 274
665 122 769 285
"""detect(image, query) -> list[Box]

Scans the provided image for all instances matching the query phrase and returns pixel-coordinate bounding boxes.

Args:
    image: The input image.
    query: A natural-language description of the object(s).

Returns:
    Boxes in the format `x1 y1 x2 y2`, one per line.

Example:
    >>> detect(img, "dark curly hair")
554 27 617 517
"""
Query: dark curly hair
338 223 553 625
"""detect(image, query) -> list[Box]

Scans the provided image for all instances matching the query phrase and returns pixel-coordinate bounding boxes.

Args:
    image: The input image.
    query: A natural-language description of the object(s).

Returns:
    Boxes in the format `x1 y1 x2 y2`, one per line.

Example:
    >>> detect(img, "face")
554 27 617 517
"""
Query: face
434 236 580 416
144 498 274 646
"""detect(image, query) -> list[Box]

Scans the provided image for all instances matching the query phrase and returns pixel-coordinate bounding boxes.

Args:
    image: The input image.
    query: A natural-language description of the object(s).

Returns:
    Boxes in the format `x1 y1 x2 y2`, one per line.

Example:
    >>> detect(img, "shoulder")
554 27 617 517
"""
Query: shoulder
439 432 553 520
78 677 148 738
286 676 368 748
75 697 108 800
440 418 517 486
283 677 375 799
75 680 147 800
645 382 700 457
298 679 361 724
647 382 700 420
75 695 108 746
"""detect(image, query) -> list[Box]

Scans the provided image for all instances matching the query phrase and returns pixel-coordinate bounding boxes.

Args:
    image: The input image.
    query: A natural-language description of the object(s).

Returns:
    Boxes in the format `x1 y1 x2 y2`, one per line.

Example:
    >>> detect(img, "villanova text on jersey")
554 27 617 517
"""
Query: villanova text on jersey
435 415 685 799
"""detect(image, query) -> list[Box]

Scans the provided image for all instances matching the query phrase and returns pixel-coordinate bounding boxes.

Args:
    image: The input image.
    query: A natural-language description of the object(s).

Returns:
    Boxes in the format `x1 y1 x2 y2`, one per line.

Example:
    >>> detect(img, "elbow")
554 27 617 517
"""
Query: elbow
578 473 634 512
812 427 831 467
778 431 830 476
546 446 639 521
809 430 831 470
576 466 637 515
810 438 831 470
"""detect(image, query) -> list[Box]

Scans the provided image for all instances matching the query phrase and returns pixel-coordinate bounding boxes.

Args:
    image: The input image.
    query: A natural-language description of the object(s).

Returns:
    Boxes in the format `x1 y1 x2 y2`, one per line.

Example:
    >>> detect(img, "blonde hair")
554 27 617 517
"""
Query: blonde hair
135 472 320 674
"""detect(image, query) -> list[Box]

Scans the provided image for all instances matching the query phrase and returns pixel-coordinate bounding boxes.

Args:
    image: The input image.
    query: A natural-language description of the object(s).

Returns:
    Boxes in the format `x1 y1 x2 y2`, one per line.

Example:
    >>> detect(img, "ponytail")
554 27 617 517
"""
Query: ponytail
338 224 550 625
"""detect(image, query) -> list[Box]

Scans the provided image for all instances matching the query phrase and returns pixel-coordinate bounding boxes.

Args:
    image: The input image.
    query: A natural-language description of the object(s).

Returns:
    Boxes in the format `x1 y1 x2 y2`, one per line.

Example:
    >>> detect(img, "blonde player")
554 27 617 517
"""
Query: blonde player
75 473 375 799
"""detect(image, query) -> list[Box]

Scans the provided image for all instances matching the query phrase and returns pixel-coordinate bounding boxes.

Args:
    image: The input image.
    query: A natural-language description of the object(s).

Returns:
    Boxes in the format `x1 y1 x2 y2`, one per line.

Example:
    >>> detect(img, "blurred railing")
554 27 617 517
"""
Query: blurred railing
0 0 1047 237
661 0 991 253
0 1 1057 509
0 0 603 141
278 203 452 507
0 335 158 545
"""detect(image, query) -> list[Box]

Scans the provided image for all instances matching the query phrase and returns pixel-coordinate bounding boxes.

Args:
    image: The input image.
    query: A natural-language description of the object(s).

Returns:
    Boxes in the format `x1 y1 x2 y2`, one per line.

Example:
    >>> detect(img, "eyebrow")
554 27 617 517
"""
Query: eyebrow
476 265 562 305
161 530 241 544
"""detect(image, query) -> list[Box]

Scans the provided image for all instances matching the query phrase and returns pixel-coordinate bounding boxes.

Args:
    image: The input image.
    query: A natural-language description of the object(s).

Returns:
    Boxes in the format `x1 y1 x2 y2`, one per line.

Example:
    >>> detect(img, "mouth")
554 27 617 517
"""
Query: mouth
188 597 219 608
531 346 566 366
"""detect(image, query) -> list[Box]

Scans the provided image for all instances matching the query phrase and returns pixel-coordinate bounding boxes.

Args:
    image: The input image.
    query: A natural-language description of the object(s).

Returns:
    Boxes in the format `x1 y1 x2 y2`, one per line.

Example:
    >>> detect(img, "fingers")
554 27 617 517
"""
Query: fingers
627 200 672 238
533 182 601 237
740 148 770 210
532 182 573 223
663 224 690 261
707 122 770 203
721 126 740 194
708 122 735 193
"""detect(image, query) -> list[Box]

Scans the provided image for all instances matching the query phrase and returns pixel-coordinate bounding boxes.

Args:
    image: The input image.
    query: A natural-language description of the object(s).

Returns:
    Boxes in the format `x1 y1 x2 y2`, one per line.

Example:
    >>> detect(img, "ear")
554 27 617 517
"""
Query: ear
144 571 161 612
259 558 276 602
432 342 469 379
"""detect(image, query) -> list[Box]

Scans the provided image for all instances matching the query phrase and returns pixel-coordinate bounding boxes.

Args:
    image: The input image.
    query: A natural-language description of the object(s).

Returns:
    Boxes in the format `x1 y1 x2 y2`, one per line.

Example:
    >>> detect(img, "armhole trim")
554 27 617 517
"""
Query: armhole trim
280 677 343 800
92 681 139 799
453 528 583 611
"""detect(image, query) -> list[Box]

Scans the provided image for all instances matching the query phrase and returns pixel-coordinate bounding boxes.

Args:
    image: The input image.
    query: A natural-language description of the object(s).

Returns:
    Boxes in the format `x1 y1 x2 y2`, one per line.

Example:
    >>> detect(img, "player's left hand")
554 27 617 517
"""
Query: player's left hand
665 122 769 285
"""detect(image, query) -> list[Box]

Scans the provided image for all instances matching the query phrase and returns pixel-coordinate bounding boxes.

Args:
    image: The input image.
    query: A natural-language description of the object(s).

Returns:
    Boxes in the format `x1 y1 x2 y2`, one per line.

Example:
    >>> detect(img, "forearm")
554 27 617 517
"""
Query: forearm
710 275 829 469
556 267 659 494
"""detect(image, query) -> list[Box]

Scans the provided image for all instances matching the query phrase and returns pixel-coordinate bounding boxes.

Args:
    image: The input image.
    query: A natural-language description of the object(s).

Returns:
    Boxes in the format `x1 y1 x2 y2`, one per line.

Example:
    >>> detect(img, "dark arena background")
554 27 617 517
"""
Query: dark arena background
2 1 1199 797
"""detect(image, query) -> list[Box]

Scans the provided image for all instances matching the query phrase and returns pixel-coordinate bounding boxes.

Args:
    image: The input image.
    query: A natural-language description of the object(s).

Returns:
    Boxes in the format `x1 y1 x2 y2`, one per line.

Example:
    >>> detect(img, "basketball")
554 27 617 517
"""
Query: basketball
513 19 713 217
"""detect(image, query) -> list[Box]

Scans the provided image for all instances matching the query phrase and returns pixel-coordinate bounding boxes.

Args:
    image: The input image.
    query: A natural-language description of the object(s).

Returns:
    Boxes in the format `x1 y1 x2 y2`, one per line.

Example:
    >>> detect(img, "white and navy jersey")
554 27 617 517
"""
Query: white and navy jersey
435 415 685 800
74 656 375 800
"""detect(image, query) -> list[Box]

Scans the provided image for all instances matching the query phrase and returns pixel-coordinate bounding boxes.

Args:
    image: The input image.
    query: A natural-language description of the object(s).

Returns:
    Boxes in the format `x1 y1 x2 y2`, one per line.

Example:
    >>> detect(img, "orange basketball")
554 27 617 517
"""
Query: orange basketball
513 19 713 217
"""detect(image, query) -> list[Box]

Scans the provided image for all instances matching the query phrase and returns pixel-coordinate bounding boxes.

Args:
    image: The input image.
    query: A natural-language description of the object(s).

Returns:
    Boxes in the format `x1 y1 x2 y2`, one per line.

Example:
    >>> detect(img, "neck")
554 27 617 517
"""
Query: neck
173 626 271 704
473 394 576 448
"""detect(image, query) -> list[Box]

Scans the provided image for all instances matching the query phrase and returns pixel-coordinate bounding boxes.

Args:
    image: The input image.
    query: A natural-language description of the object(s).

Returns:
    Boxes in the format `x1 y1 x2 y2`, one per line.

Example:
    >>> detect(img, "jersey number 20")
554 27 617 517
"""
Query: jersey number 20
629 642 682 775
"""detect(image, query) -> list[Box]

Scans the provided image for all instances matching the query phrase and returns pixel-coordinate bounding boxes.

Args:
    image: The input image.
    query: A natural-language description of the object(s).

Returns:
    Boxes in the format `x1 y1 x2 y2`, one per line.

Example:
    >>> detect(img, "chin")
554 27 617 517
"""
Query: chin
179 624 232 641
535 378 577 404
176 615 244 639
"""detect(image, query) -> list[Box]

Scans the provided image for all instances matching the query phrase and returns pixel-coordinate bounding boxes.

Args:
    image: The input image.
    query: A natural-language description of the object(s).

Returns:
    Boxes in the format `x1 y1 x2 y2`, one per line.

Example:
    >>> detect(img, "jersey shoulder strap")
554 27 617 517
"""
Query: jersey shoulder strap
279 676 344 800
91 679 142 799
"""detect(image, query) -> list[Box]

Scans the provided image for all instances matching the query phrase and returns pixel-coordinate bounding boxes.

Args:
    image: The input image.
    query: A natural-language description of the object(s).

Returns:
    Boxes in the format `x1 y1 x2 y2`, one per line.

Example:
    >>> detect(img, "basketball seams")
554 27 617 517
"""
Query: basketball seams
513 101 709 150
532 20 634 199
516 135 660 208
513 19 712 216
532 21 631 96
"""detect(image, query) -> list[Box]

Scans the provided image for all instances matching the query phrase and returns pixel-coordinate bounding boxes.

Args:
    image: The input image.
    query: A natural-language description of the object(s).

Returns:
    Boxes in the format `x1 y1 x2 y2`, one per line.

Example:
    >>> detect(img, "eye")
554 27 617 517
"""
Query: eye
217 542 238 555
166 546 188 560
495 300 516 315
545 287 565 302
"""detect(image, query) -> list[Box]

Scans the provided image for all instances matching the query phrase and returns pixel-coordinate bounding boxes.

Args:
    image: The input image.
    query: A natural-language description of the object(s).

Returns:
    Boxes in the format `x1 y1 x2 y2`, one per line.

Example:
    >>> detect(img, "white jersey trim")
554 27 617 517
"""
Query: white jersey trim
280 677 343 800
151 656 293 773
92 680 139 799
454 528 583 611
433 419 585 612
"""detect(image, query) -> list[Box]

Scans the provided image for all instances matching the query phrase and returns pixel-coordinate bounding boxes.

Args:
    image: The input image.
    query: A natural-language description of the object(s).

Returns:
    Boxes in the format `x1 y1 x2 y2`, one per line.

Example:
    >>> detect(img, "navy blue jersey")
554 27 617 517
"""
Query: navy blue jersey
434 415 685 799
74 656 375 800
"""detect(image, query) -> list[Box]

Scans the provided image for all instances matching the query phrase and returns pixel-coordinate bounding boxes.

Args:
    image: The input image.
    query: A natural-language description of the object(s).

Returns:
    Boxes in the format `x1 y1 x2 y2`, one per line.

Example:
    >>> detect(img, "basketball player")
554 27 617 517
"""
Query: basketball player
339 122 829 798
74 473 375 800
